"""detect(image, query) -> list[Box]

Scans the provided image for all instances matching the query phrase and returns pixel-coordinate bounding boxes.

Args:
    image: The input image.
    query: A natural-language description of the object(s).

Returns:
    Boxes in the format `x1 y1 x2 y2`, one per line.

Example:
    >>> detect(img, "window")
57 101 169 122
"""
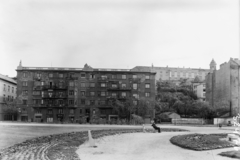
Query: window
3 95 5 101
59 100 63 105
22 90 28 96
69 81 74 87
100 91 106 97
90 100 95 105
48 109 53 114
112 75 116 79
33 91 40 95
98 100 106 105
69 90 74 95
23 72 27 78
145 92 150 97
145 84 150 88
33 99 41 104
3 84 6 91
112 84 117 88
59 73 63 78
133 93 139 99
101 75 107 79
7 96 10 101
122 83 126 88
58 109 63 114
23 100 28 105
80 83 85 88
133 100 138 105
69 100 74 105
90 74 95 79
133 75 137 79
145 75 150 79
81 74 86 78
49 73 53 78
35 110 41 114
121 92 126 97
133 83 137 90
23 81 28 86
59 82 63 88
70 109 74 114
81 91 86 96
41 99 44 105
90 91 95 96
112 92 117 97
86 100 90 105
122 75 126 79
8 86 10 92
81 99 85 105
100 83 106 87
80 109 82 114
36 73 41 78
90 83 95 87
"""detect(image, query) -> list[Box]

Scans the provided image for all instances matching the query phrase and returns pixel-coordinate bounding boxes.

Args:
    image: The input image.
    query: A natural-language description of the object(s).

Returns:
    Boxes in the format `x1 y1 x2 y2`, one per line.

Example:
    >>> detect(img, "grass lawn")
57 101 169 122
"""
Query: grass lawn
219 150 240 159
170 133 235 151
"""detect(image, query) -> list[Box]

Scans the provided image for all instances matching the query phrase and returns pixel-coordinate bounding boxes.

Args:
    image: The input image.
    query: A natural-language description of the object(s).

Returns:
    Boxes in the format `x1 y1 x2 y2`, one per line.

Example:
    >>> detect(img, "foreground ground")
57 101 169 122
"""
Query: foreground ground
78 132 236 160
0 122 237 160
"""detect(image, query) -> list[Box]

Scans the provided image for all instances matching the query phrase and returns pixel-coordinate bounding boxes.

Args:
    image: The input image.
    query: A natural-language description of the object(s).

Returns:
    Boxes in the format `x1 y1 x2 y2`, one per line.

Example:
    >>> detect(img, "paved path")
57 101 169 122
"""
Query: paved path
77 126 236 160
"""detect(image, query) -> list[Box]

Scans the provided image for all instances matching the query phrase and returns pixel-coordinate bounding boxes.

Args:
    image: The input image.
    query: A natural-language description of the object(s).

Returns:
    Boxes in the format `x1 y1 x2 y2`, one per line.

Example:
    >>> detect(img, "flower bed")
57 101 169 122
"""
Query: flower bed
0 128 188 160
170 133 235 151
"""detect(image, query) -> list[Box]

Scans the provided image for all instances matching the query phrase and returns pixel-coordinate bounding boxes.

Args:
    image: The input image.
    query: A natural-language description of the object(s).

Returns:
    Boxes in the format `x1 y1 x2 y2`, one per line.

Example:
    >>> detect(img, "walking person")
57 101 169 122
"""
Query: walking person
151 120 161 133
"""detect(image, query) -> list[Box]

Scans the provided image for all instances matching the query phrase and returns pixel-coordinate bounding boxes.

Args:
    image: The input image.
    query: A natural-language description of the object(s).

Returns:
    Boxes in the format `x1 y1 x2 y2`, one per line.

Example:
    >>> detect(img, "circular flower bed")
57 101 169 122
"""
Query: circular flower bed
170 133 235 151
0 128 188 160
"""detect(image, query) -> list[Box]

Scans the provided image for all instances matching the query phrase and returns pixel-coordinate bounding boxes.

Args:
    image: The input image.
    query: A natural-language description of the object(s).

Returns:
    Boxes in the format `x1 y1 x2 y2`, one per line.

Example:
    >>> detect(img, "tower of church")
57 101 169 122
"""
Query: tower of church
210 59 216 73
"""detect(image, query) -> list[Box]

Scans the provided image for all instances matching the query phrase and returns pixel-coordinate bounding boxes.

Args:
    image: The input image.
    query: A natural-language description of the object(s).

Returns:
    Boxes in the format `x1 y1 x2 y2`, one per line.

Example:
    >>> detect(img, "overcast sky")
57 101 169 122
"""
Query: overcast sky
0 0 239 77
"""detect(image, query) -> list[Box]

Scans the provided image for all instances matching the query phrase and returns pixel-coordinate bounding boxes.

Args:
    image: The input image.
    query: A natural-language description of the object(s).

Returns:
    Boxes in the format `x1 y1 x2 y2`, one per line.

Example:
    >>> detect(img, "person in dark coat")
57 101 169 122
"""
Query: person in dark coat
151 120 161 133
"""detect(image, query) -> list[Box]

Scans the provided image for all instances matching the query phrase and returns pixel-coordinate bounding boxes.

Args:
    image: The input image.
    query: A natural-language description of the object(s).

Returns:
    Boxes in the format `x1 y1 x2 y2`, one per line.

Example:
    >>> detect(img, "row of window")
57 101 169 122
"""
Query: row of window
26 90 151 98
27 98 141 106
3 95 14 102
3 84 16 93
25 81 151 89
23 72 151 80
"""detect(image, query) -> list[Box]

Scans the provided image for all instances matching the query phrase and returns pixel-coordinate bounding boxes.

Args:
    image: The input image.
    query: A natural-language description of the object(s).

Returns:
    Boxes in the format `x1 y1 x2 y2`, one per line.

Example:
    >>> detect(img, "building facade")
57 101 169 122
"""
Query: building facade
206 58 240 116
0 74 17 121
16 63 156 123
132 65 210 83
191 77 206 101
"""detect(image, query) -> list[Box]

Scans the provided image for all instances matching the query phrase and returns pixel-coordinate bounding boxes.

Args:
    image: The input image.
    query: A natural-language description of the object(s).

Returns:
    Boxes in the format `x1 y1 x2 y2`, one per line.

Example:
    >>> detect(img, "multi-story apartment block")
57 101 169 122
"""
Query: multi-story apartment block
0 74 17 121
16 62 156 123
206 58 240 116
191 77 206 101
132 65 210 83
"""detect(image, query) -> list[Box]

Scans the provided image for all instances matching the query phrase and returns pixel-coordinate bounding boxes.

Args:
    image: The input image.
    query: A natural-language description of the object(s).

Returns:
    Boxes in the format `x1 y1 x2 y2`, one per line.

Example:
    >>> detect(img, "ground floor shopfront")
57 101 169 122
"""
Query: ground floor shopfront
17 107 120 124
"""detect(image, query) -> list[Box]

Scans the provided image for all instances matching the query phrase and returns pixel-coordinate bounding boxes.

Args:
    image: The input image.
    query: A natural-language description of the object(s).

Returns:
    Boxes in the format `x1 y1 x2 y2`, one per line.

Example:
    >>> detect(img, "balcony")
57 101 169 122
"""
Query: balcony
46 104 67 107
42 85 68 90
42 95 68 99
33 86 42 90
107 86 131 91
98 77 109 81
129 78 141 82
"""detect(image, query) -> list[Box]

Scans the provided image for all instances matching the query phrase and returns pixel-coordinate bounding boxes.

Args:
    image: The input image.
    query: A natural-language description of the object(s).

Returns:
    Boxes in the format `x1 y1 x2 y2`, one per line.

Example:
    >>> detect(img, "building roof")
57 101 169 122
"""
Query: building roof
16 65 156 74
132 66 210 71
0 74 17 85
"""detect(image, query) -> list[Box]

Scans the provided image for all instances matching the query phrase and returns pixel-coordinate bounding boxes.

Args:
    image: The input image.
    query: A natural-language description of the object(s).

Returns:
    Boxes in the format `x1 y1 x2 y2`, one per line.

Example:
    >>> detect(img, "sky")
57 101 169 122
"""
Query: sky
0 0 239 77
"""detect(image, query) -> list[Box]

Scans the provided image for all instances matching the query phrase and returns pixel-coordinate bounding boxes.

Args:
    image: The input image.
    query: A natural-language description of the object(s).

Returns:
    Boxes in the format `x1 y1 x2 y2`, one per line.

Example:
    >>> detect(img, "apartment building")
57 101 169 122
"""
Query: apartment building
16 62 156 123
206 58 240 116
0 74 17 120
192 76 206 101
132 65 210 83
